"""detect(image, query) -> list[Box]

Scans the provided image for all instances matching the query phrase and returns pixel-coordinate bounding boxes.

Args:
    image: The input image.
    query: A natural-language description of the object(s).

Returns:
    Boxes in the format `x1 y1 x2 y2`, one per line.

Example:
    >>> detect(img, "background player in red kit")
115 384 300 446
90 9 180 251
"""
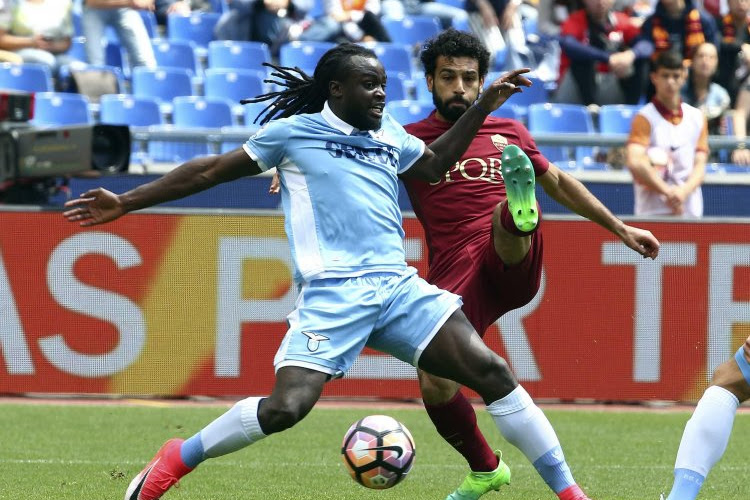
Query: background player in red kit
403 29 660 500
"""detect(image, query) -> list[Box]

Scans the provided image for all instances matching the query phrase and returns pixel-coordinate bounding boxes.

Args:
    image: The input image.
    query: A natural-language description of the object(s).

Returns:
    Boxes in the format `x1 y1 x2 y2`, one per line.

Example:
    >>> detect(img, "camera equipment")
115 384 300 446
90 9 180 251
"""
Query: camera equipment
0 91 131 185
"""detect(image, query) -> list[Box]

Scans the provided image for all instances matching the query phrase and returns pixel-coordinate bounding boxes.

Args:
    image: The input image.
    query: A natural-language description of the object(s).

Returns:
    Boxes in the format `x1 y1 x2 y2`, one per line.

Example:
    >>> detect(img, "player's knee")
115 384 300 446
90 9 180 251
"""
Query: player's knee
468 353 517 403
259 395 314 433
711 358 750 402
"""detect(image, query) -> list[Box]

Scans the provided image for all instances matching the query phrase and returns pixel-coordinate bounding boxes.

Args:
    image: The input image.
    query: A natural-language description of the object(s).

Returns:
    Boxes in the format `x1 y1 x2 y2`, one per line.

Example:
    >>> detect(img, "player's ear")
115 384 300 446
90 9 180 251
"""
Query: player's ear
425 74 434 93
329 80 344 98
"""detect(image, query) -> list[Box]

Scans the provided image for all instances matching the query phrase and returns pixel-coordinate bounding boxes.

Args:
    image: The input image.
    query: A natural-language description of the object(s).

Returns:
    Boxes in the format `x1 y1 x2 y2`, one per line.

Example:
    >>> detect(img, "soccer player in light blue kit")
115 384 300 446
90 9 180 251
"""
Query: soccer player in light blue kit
63 43 654 500
661 336 750 500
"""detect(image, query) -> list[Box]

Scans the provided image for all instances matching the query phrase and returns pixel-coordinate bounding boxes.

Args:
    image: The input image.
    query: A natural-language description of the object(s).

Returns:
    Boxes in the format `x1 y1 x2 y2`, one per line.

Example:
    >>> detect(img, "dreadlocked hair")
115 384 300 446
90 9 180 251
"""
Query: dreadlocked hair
241 43 378 125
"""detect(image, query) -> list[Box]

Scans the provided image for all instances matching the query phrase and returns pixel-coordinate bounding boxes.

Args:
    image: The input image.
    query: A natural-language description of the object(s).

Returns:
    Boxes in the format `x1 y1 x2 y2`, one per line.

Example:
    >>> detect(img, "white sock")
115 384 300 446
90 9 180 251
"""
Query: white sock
487 386 575 493
674 385 739 477
200 397 267 458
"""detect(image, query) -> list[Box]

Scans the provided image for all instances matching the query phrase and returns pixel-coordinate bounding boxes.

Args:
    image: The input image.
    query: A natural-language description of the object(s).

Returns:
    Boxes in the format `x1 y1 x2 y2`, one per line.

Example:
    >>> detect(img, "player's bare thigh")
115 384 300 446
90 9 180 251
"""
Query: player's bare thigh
711 336 750 403
491 200 531 266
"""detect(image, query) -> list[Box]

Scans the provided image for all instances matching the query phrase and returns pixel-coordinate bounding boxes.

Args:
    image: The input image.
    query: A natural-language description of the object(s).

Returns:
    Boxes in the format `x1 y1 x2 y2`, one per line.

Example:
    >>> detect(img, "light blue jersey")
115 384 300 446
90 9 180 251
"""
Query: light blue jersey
243 101 461 376
244 102 425 283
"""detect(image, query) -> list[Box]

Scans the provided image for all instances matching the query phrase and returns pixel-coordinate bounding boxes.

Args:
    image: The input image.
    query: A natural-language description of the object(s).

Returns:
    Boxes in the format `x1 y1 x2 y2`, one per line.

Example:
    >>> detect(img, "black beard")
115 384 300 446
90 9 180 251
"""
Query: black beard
433 94 472 122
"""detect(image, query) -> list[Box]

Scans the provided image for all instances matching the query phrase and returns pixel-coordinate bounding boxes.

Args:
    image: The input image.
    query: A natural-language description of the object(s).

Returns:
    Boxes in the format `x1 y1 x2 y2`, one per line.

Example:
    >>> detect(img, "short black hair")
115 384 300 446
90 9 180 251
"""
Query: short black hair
419 29 491 79
652 50 684 72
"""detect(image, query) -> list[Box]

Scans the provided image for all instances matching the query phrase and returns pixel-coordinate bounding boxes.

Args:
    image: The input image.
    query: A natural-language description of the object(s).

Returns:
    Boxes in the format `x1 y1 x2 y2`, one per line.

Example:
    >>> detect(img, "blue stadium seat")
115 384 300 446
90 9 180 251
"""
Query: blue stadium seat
167 12 221 49
435 0 465 8
99 94 164 126
208 0 229 14
0 62 53 92
386 101 433 125
173 95 234 127
413 76 431 103
360 42 414 79
382 16 441 47
527 103 595 167
385 75 408 102
132 67 194 111
99 93 165 163
504 76 549 119
32 92 93 126
166 96 235 161
208 40 271 74
151 39 200 74
104 40 126 74
490 105 522 121
67 36 88 63
243 100 271 127
204 68 266 116
598 104 639 134
279 41 336 75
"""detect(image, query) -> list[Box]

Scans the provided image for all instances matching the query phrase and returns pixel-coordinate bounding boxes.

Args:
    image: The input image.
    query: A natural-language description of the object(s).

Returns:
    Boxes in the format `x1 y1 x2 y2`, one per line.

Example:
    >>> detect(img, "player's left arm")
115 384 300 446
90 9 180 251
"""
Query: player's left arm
538 163 660 259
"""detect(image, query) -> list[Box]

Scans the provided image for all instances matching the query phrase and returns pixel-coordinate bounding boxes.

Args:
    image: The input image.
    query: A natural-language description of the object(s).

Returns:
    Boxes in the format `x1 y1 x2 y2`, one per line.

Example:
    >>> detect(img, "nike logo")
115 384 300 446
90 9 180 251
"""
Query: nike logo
365 445 404 458
127 460 158 500
670 145 681 151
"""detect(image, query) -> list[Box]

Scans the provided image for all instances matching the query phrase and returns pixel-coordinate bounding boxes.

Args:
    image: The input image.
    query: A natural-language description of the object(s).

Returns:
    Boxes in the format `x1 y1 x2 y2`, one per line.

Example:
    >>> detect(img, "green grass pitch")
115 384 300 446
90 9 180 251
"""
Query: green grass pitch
1 401 747 500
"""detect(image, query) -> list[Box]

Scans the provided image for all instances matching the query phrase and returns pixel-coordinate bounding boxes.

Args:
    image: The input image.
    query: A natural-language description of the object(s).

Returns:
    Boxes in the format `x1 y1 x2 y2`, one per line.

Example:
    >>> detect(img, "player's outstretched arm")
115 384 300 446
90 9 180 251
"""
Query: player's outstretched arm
404 68 532 182
64 148 261 226
539 163 660 259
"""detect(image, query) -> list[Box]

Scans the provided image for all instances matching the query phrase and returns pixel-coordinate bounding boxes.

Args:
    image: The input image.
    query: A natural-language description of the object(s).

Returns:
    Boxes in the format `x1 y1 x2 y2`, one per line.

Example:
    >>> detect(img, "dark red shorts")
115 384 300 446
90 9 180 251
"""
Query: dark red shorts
431 228 544 336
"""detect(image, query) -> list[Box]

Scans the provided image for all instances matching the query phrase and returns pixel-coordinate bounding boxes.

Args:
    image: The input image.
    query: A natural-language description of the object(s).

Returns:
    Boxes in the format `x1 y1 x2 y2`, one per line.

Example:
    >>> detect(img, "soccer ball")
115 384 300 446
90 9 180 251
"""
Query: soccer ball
341 414 416 489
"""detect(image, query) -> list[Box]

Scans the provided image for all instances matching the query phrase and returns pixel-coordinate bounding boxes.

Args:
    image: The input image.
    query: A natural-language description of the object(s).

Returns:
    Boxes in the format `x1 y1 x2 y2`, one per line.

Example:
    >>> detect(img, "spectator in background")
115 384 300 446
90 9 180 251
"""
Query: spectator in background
716 0 750 106
82 0 157 69
0 0 75 77
537 0 583 36
681 41 730 134
298 0 390 43
553 0 649 105
466 0 536 68
381 0 469 30
637 0 719 65
626 50 709 217
214 0 312 55
154 0 192 26
729 82 750 164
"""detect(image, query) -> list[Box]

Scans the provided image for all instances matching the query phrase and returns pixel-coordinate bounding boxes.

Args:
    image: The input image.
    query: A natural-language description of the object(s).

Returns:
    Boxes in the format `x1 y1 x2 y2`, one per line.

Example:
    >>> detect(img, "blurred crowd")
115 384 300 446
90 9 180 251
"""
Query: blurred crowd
0 0 746 165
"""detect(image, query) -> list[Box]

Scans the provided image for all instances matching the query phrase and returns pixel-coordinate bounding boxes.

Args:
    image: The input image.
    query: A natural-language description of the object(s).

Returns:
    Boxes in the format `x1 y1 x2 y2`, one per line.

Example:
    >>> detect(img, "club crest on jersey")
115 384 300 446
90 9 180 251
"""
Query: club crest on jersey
302 331 329 352
491 134 508 153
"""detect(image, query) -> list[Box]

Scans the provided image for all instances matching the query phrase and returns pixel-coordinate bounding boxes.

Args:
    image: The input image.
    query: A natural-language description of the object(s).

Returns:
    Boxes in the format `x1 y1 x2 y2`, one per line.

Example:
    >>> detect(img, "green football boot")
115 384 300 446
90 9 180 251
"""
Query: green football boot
501 144 538 232
445 453 511 500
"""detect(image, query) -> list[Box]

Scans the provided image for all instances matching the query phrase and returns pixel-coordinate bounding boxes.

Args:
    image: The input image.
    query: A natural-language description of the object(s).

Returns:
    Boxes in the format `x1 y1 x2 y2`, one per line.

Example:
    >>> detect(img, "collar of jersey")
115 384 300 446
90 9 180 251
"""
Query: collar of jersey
322 101 380 137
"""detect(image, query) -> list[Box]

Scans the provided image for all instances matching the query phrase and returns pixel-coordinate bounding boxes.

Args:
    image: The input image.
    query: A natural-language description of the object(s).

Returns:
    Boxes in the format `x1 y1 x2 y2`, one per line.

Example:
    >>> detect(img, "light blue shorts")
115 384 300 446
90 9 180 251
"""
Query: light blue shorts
274 267 462 377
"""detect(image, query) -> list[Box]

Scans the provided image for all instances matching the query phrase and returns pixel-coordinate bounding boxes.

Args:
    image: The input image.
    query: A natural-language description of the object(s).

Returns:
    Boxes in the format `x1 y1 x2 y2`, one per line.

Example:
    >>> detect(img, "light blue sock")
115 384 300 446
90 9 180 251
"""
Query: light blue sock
666 468 704 500
532 445 575 493
180 433 205 468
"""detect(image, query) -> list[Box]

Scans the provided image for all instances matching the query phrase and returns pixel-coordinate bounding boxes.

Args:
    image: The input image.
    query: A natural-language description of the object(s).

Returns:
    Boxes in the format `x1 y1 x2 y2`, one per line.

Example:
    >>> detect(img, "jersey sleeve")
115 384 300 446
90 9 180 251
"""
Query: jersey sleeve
515 122 550 175
243 119 290 172
696 118 709 154
385 115 425 174
628 114 651 147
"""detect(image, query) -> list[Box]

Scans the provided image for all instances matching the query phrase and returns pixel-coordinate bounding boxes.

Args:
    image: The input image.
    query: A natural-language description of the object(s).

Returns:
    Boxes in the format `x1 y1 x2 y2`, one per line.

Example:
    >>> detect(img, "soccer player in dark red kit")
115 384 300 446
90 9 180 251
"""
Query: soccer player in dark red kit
403 29 660 500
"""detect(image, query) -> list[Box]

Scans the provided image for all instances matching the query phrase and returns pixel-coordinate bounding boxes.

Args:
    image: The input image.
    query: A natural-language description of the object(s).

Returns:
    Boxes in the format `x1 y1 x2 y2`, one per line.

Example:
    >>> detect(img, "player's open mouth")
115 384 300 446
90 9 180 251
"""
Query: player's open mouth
371 104 384 117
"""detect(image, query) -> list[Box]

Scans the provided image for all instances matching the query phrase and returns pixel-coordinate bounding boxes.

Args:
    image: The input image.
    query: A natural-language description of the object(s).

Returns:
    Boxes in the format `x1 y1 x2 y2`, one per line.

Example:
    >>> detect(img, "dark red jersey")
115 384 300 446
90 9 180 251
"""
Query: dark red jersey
403 111 549 291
